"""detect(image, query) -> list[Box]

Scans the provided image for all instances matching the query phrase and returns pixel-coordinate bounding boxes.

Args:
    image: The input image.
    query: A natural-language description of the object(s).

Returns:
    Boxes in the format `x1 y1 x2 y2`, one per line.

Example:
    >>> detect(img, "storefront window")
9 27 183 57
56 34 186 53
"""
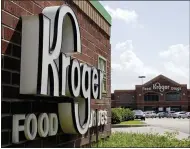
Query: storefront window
165 92 180 101
144 92 159 101
170 106 181 112
144 106 158 111
98 56 107 93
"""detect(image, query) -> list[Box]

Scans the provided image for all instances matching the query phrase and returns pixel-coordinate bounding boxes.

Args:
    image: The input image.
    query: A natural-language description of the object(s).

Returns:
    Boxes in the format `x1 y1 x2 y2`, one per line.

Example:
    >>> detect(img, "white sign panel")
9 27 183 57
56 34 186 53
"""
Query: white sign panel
166 107 171 112
158 107 163 111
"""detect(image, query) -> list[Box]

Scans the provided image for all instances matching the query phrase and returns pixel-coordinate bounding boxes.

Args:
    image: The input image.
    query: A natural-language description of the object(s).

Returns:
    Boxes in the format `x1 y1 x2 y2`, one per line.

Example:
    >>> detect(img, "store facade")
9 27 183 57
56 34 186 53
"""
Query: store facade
112 75 190 112
2 0 111 147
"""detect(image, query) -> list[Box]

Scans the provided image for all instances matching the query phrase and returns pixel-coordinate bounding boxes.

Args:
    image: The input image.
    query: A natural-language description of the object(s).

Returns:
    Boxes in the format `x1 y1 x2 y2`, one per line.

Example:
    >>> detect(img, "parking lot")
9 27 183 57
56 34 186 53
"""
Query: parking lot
112 118 190 140
145 118 190 134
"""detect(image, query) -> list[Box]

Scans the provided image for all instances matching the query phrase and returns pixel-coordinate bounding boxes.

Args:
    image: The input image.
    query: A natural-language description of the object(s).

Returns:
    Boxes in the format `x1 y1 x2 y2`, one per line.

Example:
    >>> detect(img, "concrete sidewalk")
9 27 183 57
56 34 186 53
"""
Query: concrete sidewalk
112 126 190 140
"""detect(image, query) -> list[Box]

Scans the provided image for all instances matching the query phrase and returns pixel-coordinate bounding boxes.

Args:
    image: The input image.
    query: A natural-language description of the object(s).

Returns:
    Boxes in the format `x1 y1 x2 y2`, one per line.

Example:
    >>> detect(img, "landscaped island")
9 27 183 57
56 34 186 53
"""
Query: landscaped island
92 132 190 147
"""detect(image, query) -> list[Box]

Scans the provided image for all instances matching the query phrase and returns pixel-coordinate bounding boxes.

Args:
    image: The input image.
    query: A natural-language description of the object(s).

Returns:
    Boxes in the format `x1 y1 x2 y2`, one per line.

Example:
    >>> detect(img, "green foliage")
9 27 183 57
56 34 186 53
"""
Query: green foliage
123 108 134 121
111 108 122 124
120 120 144 125
92 132 190 148
111 108 134 124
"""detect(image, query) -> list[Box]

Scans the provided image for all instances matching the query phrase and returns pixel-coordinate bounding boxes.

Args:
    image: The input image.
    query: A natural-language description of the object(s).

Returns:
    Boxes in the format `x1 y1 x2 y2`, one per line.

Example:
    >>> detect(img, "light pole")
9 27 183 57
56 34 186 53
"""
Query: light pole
139 76 145 109
138 76 146 94
138 76 146 111
138 76 146 85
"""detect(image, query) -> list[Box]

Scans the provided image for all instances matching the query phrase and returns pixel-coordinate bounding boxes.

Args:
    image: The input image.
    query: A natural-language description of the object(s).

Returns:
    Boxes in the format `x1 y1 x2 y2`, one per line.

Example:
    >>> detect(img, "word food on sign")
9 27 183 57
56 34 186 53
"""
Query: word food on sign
12 110 108 143
12 113 58 143
143 82 181 92
17 4 105 144
143 87 151 91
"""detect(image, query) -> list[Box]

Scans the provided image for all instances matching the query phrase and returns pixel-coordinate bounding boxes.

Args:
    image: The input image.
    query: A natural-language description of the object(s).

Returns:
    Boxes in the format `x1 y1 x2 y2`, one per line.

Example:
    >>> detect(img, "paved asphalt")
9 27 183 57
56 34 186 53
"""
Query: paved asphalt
145 118 190 134
112 118 190 140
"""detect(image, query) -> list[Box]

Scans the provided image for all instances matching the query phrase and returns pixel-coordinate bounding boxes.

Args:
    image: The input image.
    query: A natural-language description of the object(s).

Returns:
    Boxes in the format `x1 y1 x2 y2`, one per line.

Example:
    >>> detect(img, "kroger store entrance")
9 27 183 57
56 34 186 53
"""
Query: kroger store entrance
112 75 189 112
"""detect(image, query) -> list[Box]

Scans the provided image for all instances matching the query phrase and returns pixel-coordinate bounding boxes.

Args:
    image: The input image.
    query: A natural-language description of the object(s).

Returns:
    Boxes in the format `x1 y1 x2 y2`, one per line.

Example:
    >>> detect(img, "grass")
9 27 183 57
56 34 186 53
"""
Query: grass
92 132 190 148
120 120 145 125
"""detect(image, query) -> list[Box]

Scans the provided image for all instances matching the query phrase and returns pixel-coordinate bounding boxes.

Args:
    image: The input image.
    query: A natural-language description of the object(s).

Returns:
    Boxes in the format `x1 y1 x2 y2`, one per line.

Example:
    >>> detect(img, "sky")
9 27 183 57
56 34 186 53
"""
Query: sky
100 1 190 93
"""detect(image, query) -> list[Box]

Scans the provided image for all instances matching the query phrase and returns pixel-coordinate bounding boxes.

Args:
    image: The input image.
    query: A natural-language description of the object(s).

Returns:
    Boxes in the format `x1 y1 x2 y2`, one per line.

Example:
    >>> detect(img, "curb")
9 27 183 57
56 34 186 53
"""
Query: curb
112 124 150 128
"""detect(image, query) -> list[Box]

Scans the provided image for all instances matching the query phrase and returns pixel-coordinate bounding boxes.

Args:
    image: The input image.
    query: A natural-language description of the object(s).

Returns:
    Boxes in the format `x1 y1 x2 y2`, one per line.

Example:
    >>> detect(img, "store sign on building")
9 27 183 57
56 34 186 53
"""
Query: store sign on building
143 82 181 92
12 5 108 143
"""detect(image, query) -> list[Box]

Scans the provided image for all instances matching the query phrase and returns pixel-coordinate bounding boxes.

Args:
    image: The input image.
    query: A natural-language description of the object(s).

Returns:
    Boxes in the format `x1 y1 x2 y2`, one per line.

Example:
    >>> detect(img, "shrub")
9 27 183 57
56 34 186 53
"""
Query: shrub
123 108 134 121
111 108 122 124
111 108 134 124
92 132 190 147
116 108 126 121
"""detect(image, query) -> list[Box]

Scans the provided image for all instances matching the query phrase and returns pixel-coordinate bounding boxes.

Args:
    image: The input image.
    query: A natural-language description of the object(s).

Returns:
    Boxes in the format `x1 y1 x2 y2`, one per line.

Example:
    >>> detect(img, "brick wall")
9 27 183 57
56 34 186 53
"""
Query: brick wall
112 76 188 111
1 0 111 147
188 90 190 107
111 93 115 107
113 90 136 108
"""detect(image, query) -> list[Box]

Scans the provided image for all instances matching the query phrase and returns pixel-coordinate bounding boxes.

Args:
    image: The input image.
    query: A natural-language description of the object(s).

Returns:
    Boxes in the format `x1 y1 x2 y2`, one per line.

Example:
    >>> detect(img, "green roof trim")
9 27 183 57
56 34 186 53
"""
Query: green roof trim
89 1 112 25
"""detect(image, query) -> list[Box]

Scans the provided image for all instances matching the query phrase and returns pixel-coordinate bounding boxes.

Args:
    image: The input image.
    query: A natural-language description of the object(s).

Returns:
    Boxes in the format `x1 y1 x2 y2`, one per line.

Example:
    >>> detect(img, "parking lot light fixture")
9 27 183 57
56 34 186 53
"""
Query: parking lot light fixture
138 76 146 94
138 76 146 85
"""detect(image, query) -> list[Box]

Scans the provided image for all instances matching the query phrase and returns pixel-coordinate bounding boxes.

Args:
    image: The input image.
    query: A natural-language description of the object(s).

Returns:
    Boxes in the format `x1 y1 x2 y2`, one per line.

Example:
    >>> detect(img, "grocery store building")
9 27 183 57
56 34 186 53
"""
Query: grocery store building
2 0 111 147
112 75 190 112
